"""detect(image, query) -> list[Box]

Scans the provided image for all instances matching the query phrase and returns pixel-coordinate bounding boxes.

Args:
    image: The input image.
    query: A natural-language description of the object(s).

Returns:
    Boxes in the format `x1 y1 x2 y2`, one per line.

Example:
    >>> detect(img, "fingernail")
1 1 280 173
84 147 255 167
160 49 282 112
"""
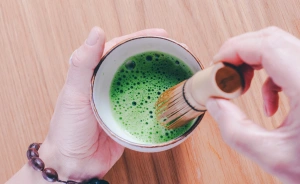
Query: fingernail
181 43 188 49
86 28 99 46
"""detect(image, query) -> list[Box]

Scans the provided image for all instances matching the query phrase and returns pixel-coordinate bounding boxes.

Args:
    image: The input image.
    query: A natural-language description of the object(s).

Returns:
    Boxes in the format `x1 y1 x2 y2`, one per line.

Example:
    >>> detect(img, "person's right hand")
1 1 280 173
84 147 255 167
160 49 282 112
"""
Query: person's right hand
206 27 300 184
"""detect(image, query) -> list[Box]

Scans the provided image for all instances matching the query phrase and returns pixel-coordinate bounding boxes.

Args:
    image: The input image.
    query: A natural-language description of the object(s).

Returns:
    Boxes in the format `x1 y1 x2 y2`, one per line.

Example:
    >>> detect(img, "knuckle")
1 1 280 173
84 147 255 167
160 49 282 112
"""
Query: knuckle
70 44 89 67
223 131 242 148
268 26 281 32
267 156 291 174
220 125 241 148
70 49 81 67
261 26 282 37
260 27 285 50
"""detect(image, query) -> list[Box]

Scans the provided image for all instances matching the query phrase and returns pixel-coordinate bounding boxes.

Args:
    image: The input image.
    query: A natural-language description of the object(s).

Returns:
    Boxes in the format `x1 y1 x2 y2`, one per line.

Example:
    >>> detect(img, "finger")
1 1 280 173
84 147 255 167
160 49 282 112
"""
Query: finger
212 26 300 98
213 26 292 65
213 32 265 67
214 27 288 61
206 98 273 163
180 43 189 49
67 27 105 95
104 28 168 53
216 31 260 59
262 77 282 116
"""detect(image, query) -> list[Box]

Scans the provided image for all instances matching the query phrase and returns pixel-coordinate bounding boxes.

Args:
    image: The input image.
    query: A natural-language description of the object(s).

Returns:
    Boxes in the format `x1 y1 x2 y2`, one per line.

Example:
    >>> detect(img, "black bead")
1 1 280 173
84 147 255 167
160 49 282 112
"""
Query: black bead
27 148 39 160
100 180 109 184
88 178 109 184
28 143 41 151
42 168 58 182
29 157 45 171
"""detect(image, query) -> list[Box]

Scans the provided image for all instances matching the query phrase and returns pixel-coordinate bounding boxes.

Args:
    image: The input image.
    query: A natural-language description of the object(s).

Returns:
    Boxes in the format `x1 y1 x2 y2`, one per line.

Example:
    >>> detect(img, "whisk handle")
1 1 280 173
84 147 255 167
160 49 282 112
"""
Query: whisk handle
185 62 244 110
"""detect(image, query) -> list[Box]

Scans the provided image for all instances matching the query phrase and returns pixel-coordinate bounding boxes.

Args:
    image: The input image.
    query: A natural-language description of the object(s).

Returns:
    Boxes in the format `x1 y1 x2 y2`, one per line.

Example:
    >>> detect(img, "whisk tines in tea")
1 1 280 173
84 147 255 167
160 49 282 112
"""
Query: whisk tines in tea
155 62 245 129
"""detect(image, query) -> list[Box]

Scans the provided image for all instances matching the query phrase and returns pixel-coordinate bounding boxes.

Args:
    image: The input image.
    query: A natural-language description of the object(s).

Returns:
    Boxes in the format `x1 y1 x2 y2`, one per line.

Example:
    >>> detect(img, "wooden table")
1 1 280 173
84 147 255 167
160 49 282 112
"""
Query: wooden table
1 0 298 183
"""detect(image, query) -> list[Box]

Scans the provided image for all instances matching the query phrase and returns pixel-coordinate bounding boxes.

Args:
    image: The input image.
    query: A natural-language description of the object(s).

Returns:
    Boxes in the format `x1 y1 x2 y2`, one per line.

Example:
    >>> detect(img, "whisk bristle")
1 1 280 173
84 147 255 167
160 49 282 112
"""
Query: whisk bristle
155 80 204 129
155 62 244 129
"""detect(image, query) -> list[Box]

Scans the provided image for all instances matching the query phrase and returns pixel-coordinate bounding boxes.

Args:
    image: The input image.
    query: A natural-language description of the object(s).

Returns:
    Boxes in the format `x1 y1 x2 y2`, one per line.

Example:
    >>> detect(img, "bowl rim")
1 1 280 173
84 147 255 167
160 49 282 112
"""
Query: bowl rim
91 36 205 149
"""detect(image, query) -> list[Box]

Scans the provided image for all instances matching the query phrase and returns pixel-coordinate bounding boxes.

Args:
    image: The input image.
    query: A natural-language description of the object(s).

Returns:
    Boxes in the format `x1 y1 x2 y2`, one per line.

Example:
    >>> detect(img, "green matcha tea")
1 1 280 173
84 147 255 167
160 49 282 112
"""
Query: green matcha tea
109 51 194 143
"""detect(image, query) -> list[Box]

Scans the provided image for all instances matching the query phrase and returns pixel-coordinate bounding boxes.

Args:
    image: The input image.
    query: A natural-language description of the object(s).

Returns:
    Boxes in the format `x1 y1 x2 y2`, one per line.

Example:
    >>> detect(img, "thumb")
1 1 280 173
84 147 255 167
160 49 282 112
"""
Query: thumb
206 98 274 163
66 27 105 96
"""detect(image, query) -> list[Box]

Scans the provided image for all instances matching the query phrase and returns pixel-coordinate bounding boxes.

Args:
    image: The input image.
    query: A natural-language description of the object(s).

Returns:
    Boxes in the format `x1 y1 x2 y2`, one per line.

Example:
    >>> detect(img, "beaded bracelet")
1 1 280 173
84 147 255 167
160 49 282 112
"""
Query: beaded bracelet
26 143 109 184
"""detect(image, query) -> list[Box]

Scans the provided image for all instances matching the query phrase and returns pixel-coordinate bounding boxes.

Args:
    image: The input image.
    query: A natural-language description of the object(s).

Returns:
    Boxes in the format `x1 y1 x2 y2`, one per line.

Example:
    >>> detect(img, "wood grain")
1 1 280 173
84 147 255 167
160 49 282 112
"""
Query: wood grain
1 0 299 183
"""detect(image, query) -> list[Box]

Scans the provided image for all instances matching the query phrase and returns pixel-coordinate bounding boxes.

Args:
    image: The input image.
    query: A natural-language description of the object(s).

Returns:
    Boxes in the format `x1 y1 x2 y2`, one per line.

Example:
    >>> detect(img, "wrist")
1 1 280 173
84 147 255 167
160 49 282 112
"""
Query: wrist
6 163 50 184
38 140 106 182
38 140 83 182
7 141 107 184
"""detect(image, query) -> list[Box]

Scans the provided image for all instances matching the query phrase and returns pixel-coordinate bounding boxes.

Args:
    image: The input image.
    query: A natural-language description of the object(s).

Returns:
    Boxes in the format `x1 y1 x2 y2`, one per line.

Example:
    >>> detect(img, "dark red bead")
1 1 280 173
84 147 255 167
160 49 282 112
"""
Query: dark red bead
28 143 41 151
29 157 45 171
42 168 58 182
26 148 39 160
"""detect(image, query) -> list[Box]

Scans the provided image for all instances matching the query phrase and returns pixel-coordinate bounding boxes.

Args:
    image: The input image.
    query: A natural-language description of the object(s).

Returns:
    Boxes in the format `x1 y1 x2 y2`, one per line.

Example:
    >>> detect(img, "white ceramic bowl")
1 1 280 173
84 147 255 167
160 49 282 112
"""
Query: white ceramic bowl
91 36 204 152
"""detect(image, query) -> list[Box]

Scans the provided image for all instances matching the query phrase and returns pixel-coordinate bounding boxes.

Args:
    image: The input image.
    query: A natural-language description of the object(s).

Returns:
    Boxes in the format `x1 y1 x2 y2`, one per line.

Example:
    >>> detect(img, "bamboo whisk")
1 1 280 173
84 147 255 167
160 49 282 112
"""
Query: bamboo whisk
155 62 244 129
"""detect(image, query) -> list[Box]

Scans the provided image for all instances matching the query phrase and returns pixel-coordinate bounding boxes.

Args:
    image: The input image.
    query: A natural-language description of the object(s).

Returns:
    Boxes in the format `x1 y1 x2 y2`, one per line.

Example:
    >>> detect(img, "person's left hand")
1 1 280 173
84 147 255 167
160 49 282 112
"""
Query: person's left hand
39 27 168 181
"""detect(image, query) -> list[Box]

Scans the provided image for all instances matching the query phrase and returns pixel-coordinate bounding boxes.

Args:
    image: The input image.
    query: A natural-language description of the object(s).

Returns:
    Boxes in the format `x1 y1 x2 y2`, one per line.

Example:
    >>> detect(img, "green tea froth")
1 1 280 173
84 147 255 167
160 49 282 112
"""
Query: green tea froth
110 51 194 143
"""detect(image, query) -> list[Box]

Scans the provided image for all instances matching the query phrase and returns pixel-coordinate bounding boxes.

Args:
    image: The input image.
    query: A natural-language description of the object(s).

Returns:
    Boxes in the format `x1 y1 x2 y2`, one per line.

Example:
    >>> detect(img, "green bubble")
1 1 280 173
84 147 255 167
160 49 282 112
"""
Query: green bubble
146 55 153 61
125 60 136 70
